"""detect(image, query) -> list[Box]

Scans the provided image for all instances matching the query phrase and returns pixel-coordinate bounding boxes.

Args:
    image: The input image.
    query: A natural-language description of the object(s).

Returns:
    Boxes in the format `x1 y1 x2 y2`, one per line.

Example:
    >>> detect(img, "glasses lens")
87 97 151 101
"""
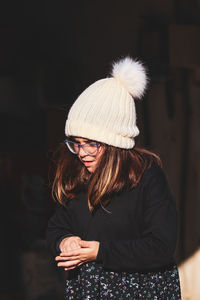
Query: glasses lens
65 141 78 154
83 143 99 155
65 140 100 156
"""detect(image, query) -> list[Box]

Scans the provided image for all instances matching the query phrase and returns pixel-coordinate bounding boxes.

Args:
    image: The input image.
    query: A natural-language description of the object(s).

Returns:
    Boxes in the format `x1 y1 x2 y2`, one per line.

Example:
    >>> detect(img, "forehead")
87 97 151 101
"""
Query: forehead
72 137 93 143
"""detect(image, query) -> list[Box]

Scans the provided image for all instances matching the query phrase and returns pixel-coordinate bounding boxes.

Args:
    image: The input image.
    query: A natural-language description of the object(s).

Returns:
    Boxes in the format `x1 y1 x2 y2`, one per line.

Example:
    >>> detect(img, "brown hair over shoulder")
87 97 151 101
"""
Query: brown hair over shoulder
52 143 162 212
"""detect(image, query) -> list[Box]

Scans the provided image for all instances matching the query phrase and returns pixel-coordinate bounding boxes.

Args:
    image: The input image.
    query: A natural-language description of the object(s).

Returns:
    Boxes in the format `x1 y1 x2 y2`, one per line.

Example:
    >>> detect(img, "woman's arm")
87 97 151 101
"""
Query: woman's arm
46 202 76 256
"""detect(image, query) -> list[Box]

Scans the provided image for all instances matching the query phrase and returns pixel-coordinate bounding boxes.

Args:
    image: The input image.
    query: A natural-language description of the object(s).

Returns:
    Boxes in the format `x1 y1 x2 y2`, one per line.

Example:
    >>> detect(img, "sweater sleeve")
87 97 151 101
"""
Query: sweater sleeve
46 202 74 257
96 164 178 272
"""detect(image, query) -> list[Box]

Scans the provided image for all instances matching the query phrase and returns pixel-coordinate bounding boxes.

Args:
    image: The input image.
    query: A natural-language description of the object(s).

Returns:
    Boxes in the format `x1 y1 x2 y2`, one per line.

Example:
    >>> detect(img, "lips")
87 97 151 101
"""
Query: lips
82 161 95 167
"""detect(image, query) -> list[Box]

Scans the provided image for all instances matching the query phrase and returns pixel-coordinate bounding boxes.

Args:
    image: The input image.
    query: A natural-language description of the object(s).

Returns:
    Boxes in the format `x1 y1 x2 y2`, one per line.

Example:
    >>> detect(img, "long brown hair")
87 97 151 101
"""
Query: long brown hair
52 142 162 211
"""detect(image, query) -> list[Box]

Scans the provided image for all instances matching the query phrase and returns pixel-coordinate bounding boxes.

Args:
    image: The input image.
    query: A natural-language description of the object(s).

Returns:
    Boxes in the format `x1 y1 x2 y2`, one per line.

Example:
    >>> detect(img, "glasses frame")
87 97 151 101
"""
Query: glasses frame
64 139 101 156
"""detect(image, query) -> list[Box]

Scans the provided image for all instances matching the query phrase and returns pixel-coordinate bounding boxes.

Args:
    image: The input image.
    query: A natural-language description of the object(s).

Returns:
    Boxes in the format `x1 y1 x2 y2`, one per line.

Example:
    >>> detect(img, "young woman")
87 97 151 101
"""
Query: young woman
47 57 181 299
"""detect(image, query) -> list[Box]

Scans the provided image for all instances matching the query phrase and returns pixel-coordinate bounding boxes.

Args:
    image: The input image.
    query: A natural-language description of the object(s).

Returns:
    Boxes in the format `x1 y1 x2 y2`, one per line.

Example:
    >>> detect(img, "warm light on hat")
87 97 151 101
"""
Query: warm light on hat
65 57 147 149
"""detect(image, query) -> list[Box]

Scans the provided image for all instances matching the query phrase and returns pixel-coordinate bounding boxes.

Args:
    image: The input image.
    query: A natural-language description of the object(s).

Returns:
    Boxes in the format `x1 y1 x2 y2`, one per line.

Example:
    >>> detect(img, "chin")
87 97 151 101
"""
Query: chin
87 165 96 173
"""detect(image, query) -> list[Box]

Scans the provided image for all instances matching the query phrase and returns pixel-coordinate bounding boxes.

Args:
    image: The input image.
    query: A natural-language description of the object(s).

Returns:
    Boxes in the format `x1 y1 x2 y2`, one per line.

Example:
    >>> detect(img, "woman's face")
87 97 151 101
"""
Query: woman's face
74 137 105 173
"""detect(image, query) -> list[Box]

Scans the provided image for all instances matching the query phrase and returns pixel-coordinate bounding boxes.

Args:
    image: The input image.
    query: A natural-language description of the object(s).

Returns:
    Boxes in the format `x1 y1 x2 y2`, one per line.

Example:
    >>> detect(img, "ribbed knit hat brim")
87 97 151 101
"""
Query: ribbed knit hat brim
66 119 139 148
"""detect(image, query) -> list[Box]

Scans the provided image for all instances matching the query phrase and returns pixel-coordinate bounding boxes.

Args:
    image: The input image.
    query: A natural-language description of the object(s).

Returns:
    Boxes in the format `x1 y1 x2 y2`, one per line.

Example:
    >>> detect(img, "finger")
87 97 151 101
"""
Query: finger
77 261 84 267
56 255 80 261
60 249 81 256
67 240 80 251
64 266 76 271
70 241 81 250
55 256 63 261
59 253 87 261
79 240 91 248
61 245 81 253
55 255 73 261
64 260 84 270
57 260 80 268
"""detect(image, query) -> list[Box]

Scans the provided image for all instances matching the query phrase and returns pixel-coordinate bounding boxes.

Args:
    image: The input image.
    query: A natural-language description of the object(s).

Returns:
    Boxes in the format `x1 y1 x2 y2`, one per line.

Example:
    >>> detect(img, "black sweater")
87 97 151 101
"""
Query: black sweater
46 161 178 272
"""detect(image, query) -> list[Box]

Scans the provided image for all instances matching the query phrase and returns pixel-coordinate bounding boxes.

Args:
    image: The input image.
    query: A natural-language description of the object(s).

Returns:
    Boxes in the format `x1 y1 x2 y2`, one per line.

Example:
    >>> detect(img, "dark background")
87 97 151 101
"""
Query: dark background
1 0 200 299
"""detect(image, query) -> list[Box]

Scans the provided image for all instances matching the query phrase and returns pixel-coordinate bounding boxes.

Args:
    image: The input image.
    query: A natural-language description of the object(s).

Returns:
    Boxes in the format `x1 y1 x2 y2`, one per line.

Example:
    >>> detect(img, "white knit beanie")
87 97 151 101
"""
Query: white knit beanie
65 57 147 149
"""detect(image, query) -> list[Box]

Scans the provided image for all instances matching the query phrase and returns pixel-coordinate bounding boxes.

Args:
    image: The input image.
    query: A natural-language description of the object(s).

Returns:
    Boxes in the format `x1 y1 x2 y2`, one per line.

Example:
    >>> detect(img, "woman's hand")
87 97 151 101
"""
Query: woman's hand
55 240 100 271
59 236 81 253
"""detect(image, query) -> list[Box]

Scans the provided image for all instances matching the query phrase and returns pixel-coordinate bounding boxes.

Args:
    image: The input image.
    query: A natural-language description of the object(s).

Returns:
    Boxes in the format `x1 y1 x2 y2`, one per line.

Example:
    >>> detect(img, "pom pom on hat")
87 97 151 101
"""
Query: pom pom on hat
111 57 147 99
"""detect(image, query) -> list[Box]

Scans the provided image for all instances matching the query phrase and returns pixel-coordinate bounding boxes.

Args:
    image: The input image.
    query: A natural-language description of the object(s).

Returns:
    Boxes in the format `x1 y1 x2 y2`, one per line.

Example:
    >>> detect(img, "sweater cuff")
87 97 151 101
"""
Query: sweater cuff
96 242 104 263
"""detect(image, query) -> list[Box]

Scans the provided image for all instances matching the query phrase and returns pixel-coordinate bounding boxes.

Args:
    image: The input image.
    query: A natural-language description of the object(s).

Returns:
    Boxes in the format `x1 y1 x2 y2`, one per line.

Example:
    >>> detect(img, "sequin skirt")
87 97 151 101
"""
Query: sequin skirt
65 262 181 299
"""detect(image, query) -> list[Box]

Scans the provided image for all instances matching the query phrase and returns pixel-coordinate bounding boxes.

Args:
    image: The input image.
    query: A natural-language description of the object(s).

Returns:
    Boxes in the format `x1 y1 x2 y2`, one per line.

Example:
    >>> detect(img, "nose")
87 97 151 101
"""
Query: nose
78 146 86 157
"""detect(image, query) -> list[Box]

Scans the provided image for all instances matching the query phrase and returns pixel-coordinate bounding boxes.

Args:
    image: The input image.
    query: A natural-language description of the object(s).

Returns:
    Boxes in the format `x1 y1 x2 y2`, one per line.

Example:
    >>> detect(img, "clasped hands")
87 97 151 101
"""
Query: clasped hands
55 236 100 271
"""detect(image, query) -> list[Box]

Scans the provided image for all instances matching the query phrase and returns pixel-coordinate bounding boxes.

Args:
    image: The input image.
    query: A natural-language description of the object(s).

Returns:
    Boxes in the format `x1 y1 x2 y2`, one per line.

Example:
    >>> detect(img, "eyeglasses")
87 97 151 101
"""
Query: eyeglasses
64 139 101 156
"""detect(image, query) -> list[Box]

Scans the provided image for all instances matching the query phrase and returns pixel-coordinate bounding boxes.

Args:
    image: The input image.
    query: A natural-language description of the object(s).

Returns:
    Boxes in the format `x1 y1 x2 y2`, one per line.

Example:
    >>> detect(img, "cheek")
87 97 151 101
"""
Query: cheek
95 147 105 163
